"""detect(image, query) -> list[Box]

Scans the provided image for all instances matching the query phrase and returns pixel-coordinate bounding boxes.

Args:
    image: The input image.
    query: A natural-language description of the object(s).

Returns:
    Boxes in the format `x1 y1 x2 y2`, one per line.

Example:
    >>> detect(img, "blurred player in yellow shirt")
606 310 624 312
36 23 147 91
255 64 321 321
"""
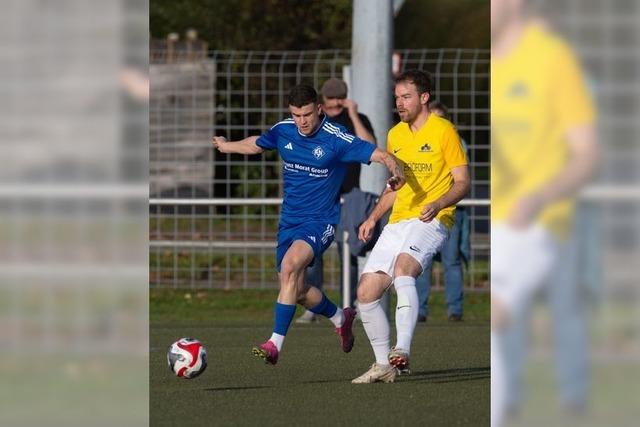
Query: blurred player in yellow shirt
491 0 598 425
352 69 470 383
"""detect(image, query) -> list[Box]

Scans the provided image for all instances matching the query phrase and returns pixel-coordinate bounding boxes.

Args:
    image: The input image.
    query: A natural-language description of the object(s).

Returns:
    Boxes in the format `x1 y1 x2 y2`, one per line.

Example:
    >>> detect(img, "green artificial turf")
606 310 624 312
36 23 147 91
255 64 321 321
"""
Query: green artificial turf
150 289 490 426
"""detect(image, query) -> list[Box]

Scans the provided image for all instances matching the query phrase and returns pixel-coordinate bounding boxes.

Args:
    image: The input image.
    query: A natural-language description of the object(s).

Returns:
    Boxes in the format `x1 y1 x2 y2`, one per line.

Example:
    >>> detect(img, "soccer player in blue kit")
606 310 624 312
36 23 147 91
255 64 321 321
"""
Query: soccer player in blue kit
212 85 404 365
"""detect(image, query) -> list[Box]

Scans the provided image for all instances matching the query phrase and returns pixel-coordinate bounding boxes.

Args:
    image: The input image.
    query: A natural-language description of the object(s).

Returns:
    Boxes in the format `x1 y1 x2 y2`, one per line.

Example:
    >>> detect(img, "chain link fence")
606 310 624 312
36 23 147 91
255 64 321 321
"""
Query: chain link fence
149 48 490 290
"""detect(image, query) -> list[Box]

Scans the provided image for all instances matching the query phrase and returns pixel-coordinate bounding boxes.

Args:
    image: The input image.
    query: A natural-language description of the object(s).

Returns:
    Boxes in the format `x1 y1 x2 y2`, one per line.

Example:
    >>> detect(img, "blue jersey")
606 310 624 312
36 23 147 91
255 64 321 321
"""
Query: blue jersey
256 115 376 225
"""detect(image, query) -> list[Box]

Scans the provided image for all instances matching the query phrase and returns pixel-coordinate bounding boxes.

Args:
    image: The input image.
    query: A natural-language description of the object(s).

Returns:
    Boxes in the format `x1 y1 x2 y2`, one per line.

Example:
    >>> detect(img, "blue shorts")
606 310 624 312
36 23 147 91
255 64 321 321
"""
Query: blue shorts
276 221 336 272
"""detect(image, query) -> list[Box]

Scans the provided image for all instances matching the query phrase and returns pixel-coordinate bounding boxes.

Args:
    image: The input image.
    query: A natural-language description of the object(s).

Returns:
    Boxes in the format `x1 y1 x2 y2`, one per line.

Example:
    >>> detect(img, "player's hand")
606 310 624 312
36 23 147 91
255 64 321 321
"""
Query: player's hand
358 218 376 243
342 98 358 116
211 136 228 153
508 194 544 229
386 175 405 191
419 201 442 222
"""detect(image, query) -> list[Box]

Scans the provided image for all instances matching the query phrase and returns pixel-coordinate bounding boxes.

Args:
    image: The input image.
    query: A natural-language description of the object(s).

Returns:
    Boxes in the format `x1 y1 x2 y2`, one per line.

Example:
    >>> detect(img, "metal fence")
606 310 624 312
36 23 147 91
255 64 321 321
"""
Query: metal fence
149 48 490 290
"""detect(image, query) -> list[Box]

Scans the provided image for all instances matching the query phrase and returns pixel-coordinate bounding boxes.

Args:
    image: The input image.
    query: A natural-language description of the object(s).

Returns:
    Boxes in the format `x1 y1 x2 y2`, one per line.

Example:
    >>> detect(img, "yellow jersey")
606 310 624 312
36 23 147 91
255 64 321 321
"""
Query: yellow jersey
387 114 467 228
492 23 595 237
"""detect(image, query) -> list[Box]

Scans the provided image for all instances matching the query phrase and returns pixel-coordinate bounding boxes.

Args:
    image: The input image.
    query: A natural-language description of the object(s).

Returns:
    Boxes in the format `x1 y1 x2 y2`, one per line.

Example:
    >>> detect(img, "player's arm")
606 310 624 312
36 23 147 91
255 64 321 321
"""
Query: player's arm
509 125 597 227
342 99 376 143
420 165 470 222
211 135 264 155
358 147 404 242
358 187 397 243
369 148 405 191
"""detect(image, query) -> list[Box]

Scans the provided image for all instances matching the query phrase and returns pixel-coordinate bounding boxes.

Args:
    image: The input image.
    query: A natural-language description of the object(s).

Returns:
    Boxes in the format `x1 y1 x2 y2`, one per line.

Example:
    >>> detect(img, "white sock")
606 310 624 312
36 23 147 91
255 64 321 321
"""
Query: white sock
269 333 285 351
329 308 345 328
359 299 391 365
394 276 418 353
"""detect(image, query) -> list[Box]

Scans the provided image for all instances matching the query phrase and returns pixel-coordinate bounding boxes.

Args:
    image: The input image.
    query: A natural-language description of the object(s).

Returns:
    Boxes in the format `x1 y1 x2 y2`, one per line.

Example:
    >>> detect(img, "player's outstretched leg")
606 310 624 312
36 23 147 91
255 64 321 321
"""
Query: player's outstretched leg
252 302 296 365
254 240 315 365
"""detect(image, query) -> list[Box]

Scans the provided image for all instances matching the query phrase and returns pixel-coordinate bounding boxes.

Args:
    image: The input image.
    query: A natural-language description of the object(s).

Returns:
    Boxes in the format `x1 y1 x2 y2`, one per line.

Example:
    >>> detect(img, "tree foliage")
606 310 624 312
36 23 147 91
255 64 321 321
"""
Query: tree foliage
150 0 353 50
394 0 490 49
150 0 490 50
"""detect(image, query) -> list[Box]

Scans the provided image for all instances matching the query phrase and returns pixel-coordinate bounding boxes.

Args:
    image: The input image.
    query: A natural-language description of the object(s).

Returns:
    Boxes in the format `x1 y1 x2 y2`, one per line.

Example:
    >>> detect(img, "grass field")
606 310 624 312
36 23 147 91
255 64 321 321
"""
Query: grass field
150 289 490 426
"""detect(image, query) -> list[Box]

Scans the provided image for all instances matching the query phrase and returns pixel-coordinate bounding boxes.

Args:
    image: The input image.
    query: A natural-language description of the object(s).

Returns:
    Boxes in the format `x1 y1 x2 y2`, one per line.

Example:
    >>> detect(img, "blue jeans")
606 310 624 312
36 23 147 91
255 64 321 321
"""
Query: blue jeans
415 209 464 317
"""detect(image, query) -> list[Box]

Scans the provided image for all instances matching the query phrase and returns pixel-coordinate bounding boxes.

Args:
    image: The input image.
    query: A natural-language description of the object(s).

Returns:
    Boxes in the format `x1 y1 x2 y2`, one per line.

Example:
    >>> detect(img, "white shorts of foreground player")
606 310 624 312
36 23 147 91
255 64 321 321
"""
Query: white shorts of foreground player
362 218 448 276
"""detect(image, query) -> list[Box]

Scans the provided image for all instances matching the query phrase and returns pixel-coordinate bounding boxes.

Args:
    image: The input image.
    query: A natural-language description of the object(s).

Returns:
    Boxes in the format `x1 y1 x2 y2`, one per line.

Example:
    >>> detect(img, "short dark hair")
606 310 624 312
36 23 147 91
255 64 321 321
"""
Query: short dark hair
288 84 318 108
395 69 433 96
428 100 449 118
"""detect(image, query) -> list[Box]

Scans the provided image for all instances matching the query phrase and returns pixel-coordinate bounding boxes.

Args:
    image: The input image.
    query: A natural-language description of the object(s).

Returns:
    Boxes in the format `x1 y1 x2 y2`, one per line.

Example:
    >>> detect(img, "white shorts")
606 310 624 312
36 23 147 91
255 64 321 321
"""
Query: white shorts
491 223 558 314
362 218 449 277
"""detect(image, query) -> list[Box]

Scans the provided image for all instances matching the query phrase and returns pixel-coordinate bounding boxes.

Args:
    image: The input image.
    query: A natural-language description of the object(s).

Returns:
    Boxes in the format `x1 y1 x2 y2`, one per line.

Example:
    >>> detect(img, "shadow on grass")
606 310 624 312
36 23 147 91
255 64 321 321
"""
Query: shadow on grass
302 366 489 385
204 385 273 392
401 366 490 383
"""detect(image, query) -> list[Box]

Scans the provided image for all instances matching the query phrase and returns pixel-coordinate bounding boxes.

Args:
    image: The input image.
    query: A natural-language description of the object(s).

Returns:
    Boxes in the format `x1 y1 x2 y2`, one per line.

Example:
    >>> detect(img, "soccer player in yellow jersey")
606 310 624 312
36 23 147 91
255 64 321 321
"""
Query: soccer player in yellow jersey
491 0 598 425
351 70 470 383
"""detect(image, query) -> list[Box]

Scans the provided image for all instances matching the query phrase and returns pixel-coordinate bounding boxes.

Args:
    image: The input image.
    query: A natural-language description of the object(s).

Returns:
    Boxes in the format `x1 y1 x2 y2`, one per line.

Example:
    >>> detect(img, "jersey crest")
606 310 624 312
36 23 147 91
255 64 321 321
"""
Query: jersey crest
312 146 325 159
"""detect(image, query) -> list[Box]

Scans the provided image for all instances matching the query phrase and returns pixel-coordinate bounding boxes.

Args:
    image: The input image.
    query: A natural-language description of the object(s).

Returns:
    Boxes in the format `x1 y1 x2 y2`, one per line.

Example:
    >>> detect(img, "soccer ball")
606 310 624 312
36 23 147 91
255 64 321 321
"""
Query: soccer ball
167 338 207 379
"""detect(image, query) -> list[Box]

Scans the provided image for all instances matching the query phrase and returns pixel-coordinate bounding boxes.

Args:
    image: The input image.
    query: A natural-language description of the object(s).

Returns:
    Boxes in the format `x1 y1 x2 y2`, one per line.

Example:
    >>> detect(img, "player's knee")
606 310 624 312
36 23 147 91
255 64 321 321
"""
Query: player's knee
281 253 308 276
356 287 370 303
279 261 293 278
357 280 378 303
279 259 300 281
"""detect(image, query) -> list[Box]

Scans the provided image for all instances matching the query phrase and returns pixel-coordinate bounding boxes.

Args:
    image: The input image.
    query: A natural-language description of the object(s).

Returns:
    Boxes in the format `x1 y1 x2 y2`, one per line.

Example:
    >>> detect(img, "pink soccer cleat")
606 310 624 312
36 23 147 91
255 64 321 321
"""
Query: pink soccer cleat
335 307 356 353
252 340 279 365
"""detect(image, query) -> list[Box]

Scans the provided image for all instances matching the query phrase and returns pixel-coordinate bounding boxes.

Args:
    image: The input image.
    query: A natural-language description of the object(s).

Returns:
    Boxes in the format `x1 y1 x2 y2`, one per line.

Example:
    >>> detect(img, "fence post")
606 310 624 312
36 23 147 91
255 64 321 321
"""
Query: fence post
342 231 351 308
352 0 393 194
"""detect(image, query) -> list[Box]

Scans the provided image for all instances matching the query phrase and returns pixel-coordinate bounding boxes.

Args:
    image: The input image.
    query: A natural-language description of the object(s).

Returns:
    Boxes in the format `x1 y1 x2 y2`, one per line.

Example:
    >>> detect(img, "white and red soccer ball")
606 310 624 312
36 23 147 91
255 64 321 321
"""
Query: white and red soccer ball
167 338 207 379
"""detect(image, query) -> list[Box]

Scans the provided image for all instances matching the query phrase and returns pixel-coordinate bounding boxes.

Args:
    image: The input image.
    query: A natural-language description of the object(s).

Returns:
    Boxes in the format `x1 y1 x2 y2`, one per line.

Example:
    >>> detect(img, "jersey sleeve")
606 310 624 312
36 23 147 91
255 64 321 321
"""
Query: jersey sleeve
336 135 377 164
255 124 280 150
442 125 468 168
